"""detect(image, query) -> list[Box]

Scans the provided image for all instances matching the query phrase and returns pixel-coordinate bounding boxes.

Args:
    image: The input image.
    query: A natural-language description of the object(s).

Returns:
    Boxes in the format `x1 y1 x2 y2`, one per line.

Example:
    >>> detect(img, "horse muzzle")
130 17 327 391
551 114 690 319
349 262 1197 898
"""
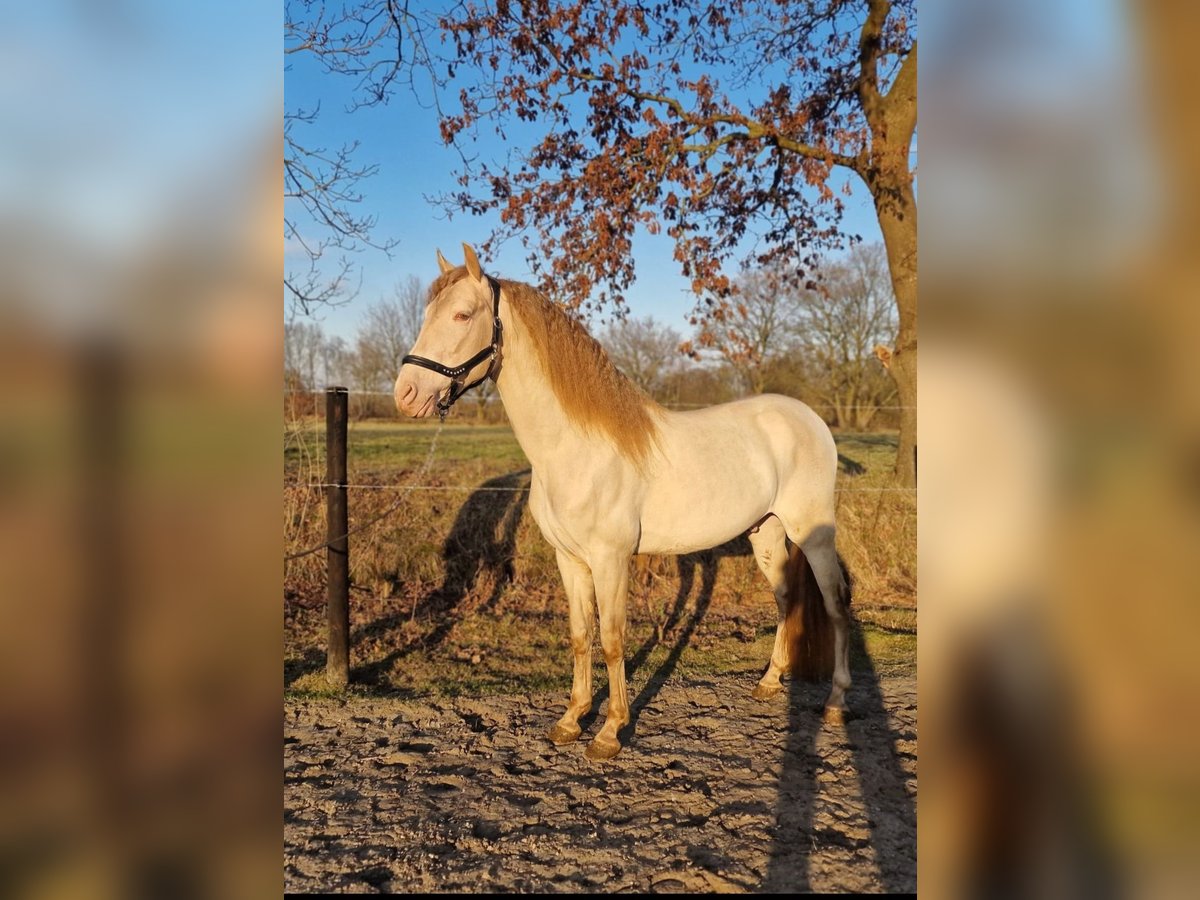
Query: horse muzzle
394 370 448 418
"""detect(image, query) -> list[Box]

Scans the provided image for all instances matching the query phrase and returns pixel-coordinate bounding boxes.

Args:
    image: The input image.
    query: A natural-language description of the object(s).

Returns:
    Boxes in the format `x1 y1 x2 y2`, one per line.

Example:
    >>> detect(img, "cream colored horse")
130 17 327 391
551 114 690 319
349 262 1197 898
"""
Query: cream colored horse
395 244 850 760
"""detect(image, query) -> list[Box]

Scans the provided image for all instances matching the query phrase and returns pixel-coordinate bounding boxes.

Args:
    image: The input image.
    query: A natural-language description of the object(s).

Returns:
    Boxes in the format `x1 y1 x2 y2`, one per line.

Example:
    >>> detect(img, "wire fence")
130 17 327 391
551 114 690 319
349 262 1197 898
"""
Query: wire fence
289 481 915 494
286 386 915 687
283 385 916 569
283 390 917 500
284 476 915 567
282 387 916 412
284 421 447 562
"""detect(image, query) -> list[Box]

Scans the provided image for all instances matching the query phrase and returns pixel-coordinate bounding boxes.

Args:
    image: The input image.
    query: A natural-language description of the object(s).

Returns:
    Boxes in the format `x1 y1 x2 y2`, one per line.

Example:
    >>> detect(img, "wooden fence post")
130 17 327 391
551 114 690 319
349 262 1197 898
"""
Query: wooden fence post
325 387 350 687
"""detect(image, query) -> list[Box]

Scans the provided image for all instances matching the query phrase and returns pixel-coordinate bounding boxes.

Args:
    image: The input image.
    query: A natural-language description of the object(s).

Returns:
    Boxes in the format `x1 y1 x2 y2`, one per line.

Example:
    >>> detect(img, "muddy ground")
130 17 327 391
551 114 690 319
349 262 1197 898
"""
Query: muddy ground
284 669 915 893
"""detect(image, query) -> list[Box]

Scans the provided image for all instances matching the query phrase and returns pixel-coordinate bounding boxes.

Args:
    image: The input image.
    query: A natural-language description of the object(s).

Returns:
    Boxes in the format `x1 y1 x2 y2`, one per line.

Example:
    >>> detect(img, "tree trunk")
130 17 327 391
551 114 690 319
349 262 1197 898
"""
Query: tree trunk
873 174 918 486
856 27 917 486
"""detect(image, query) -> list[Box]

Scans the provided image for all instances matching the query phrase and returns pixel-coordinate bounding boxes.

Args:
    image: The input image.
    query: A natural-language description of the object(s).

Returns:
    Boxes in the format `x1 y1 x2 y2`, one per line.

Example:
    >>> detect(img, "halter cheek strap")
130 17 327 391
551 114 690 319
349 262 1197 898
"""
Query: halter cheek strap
401 275 503 420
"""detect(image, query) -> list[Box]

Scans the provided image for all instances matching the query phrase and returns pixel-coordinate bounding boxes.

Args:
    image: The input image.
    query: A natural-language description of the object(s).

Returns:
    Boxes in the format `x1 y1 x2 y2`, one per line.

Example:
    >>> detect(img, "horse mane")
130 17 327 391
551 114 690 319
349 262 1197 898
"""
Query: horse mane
501 278 663 465
427 268 662 465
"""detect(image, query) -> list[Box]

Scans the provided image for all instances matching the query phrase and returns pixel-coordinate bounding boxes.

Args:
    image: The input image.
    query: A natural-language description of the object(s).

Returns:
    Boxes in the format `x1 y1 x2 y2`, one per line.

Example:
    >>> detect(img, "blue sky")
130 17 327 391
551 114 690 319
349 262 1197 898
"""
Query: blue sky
285 16 888 344
1 2 277 267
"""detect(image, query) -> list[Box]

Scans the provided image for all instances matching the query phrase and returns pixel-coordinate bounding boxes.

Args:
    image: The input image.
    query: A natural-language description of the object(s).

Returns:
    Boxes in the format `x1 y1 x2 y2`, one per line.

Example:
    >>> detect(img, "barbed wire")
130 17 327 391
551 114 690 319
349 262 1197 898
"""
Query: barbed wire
283 422 446 563
287 482 914 494
283 392 914 566
282 388 916 411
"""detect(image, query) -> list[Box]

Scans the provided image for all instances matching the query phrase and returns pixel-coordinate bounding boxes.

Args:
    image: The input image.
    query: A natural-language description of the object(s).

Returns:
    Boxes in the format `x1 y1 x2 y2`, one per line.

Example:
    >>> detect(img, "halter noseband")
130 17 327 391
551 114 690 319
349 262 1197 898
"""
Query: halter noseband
401 275 503 421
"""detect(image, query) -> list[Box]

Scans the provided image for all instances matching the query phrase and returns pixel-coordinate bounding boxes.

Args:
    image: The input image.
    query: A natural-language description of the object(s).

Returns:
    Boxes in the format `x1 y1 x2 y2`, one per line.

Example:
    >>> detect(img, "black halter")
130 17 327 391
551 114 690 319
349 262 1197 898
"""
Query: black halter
401 275 503 420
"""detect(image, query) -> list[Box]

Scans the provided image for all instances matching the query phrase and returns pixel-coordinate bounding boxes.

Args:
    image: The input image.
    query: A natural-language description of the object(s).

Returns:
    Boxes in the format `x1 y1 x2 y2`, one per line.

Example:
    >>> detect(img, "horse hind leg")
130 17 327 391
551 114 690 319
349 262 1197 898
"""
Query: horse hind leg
748 516 792 701
797 524 852 725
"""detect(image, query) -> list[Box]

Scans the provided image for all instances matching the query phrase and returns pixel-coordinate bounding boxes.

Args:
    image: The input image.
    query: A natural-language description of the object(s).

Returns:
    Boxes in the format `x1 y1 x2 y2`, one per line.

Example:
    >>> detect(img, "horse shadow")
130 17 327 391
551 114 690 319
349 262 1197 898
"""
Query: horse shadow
282 469 532 690
838 453 867 476
583 539 916 892
762 562 917 892
351 468 531 686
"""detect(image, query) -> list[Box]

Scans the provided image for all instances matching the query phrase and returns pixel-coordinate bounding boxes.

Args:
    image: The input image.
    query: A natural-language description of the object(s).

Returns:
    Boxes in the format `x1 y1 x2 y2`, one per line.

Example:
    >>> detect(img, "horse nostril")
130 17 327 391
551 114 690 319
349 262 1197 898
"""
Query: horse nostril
395 382 417 412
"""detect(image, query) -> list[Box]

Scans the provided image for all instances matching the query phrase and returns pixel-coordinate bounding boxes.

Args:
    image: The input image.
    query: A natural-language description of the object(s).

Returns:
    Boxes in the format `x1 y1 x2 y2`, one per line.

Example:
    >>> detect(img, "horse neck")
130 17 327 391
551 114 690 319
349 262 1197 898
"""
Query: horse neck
492 298 580 469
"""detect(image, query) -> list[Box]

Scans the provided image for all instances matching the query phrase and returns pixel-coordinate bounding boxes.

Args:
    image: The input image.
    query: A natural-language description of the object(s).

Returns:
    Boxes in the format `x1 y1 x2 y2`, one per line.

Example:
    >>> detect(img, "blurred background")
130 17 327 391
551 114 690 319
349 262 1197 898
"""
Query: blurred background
1 0 1198 896
921 0 1200 896
0 2 280 897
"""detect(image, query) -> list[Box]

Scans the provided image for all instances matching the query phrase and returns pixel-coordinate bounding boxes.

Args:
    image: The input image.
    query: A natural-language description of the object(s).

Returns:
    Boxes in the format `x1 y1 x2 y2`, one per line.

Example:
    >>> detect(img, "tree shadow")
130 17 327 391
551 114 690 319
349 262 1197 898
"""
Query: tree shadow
763 561 917 892
284 469 531 689
283 648 323 689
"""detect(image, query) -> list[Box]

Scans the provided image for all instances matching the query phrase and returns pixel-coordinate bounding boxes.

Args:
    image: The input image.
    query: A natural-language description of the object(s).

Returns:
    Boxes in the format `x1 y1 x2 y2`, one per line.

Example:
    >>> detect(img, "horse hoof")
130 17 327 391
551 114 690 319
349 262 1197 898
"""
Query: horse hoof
822 705 846 726
751 682 783 701
547 723 582 745
583 736 621 760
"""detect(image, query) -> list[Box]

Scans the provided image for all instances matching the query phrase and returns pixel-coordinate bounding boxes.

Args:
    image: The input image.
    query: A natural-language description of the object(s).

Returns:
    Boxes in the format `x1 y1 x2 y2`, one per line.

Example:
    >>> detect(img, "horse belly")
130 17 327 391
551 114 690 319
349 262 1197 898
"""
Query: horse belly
635 405 796 555
637 473 772 555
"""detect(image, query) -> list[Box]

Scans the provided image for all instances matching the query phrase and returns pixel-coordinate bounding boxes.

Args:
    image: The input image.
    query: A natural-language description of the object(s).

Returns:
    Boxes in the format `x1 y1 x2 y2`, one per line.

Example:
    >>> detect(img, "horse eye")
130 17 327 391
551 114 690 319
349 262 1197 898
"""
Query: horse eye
453 312 471 322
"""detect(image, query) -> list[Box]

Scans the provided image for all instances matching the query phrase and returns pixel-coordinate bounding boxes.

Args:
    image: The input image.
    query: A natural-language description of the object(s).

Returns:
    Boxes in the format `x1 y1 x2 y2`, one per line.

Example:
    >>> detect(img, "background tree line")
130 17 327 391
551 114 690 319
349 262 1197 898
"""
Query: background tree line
285 244 898 429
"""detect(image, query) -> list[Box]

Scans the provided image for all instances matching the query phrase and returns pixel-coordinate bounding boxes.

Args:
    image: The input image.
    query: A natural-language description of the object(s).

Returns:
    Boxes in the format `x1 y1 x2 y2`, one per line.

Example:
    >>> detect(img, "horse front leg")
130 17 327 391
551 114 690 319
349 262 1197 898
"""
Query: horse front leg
548 549 595 745
585 551 631 760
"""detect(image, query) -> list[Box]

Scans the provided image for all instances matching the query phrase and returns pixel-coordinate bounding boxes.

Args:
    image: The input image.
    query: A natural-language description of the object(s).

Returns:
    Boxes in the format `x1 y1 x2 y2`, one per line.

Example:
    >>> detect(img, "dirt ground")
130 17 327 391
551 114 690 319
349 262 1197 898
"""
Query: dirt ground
284 669 916 893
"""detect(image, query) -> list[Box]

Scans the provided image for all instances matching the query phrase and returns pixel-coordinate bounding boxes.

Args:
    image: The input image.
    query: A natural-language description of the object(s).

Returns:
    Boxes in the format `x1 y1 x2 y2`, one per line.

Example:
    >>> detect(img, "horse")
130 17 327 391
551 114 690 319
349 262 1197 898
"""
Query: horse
395 243 851 760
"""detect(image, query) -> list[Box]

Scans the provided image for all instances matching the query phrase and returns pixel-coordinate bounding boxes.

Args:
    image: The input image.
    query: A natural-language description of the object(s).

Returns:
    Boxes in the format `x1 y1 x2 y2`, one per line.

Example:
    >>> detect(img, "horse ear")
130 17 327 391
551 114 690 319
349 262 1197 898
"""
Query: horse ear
436 248 453 274
462 243 483 282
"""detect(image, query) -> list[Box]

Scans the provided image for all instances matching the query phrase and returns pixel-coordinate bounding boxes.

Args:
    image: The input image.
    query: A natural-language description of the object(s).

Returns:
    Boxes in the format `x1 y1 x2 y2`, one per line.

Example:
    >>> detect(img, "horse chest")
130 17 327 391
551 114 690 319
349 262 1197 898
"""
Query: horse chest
526 467 640 558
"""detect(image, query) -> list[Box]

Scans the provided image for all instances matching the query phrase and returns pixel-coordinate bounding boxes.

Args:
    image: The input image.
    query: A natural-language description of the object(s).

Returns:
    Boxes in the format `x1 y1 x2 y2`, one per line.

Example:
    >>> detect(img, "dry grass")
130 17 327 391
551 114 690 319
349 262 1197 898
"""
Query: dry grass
284 417 915 696
831 433 918 633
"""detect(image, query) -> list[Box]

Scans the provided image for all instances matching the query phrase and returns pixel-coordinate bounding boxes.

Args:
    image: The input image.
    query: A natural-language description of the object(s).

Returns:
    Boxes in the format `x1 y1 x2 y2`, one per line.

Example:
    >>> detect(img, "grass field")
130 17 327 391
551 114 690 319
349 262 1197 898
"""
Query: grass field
284 418 915 698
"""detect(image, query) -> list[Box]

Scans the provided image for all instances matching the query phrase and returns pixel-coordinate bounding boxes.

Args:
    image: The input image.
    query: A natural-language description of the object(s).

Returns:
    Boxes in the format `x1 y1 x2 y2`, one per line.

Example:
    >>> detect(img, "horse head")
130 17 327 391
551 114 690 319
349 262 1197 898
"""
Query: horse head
394 243 501 419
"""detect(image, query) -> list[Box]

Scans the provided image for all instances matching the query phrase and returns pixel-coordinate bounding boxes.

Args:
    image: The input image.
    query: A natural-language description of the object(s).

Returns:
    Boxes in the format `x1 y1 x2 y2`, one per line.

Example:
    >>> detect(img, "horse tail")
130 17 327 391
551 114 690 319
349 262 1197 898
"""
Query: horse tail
782 545 841 681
